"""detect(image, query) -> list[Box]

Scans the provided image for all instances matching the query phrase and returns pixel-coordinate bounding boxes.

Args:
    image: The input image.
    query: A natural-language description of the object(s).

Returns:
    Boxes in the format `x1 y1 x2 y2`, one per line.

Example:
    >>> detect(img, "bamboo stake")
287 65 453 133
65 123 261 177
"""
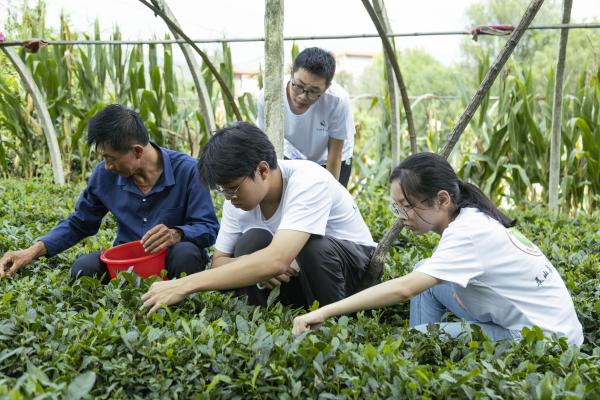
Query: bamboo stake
155 0 216 135
1 23 599 48
137 0 242 121
440 0 545 159
1 47 65 185
373 0 401 167
549 0 573 215
361 0 417 154
263 0 285 157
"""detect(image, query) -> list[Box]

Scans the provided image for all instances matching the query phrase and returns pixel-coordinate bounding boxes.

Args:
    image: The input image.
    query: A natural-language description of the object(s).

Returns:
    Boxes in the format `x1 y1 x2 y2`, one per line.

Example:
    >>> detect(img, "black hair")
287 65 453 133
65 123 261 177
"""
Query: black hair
390 152 515 228
293 47 336 86
198 122 278 188
87 104 149 152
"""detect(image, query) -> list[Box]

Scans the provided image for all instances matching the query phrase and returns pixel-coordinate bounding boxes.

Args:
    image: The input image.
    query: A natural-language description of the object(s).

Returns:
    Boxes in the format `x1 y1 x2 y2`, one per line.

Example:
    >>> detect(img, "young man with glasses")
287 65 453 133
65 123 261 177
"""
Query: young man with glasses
0 105 219 281
257 47 355 187
141 122 376 312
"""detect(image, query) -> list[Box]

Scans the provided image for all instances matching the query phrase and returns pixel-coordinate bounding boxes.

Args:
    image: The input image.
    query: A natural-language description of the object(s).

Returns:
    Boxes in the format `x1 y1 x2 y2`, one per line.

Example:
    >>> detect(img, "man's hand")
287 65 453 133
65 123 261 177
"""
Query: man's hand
141 224 182 253
0 242 46 277
259 273 292 289
141 278 188 314
292 309 327 336
257 263 299 289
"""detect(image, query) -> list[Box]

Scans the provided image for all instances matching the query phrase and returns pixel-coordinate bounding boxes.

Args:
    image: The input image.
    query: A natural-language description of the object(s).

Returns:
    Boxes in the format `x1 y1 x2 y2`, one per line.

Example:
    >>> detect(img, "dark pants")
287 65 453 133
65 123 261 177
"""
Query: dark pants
70 241 208 283
234 228 374 308
334 158 353 188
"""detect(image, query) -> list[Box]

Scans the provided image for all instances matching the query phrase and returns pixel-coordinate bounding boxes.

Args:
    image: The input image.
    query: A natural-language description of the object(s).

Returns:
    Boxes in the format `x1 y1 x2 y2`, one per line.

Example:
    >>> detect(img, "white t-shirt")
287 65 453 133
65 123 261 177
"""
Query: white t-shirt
257 82 355 164
215 160 376 254
415 207 583 345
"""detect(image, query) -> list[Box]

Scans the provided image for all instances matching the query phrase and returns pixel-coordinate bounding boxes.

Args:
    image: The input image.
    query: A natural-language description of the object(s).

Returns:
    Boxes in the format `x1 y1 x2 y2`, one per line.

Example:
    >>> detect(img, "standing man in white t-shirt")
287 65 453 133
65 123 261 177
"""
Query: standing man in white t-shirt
141 122 376 311
257 47 355 187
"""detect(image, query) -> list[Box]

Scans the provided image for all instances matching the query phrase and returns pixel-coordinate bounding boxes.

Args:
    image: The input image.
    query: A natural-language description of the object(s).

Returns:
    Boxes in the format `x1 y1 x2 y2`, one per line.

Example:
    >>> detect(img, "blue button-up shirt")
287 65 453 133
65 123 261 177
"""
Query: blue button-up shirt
40 145 219 257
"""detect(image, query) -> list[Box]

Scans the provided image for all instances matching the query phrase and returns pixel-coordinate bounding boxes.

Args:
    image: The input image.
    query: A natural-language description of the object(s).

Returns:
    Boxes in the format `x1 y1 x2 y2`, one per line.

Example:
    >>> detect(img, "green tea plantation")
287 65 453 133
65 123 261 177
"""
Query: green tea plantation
1 179 599 399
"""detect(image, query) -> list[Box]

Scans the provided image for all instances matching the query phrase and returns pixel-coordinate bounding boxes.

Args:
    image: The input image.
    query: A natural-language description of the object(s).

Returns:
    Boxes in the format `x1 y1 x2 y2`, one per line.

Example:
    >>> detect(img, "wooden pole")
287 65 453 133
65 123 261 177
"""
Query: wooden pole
155 0 216 138
440 0 545 159
361 0 417 154
2 47 65 184
373 0 401 167
549 0 573 214
263 0 285 157
138 0 242 121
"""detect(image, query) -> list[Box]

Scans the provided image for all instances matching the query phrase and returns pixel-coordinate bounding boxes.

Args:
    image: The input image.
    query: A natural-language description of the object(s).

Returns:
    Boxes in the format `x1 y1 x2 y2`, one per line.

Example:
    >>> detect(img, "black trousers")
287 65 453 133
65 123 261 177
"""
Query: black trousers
328 158 352 188
70 241 208 283
234 228 374 308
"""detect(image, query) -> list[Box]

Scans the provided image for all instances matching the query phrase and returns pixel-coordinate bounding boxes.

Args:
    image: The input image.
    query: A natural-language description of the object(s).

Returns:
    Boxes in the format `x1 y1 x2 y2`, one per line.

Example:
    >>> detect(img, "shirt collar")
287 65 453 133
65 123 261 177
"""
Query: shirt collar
116 143 175 193
157 143 175 187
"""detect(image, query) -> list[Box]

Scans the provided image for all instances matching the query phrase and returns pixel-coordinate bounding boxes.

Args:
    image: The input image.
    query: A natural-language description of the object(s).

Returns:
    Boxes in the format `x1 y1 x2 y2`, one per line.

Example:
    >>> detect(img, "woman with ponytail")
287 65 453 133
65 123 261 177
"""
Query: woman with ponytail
293 152 583 344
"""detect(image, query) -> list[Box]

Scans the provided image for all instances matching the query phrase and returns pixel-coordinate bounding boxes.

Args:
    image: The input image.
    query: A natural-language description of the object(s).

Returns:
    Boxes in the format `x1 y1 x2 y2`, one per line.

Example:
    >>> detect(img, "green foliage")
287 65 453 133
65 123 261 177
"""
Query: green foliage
207 42 256 124
291 42 299 63
457 57 600 213
354 49 600 213
462 0 562 66
2 0 599 218
461 0 600 94
0 10 197 181
0 178 599 398
0 5 257 182
357 49 462 100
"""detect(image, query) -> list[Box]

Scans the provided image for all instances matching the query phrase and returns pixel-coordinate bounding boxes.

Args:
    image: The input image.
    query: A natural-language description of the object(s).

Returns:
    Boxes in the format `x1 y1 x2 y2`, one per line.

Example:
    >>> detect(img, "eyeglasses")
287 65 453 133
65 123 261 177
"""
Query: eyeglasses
215 176 248 200
290 80 323 100
389 202 411 220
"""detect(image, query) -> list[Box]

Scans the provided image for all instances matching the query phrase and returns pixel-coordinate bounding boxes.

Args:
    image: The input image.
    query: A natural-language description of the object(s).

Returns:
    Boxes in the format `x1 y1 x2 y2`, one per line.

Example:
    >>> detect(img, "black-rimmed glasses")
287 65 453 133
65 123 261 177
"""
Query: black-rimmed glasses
290 80 323 100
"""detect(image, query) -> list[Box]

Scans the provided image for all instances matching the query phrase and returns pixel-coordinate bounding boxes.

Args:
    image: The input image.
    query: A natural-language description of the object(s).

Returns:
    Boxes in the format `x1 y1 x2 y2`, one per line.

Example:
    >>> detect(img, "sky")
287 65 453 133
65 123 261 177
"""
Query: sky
2 0 600 71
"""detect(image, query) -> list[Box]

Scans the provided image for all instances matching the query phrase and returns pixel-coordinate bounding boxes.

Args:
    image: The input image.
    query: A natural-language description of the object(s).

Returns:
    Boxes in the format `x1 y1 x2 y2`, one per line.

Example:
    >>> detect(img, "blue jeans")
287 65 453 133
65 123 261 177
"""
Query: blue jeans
409 284 521 341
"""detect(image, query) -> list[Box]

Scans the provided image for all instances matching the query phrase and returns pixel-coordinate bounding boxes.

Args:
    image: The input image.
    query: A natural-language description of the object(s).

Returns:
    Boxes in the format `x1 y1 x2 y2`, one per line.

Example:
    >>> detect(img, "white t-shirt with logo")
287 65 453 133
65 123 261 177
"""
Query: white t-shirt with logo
257 82 355 164
215 160 376 254
415 207 583 345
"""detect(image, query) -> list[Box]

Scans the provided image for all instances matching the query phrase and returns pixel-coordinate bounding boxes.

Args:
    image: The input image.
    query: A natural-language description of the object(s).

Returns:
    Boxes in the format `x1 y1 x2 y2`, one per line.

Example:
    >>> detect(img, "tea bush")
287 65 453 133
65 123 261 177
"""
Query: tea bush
0 178 599 399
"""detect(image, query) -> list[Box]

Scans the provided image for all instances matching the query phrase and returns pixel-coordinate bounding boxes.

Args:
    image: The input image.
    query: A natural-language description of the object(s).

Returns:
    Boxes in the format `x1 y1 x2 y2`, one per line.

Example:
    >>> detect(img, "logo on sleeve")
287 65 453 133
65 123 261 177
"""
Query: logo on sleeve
506 227 543 256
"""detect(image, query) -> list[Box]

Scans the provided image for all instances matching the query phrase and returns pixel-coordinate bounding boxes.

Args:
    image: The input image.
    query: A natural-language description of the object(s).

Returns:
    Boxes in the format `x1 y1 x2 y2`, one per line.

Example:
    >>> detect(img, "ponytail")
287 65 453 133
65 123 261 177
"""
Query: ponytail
457 181 515 228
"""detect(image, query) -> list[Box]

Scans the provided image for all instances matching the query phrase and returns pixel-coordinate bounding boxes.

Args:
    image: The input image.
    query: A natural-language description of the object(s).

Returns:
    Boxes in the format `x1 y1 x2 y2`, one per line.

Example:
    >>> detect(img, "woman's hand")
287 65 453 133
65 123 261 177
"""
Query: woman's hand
292 309 327 336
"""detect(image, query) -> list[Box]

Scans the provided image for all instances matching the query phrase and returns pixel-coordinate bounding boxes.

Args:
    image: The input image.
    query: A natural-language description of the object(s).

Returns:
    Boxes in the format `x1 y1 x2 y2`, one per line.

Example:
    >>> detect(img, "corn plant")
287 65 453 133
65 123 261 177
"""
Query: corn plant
204 42 257 124
0 12 212 181
457 54 600 213
0 78 39 178
562 68 600 212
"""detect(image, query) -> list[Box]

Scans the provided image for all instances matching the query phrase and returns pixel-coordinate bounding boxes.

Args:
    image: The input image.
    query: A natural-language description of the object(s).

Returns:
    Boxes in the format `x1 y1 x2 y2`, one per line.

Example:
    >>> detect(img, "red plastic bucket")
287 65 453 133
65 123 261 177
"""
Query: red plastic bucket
100 240 168 280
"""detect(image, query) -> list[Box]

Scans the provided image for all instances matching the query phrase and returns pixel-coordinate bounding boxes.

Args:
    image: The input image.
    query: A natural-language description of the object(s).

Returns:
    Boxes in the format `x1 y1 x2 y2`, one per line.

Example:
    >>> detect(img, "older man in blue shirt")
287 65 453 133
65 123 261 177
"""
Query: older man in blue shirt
0 104 219 281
